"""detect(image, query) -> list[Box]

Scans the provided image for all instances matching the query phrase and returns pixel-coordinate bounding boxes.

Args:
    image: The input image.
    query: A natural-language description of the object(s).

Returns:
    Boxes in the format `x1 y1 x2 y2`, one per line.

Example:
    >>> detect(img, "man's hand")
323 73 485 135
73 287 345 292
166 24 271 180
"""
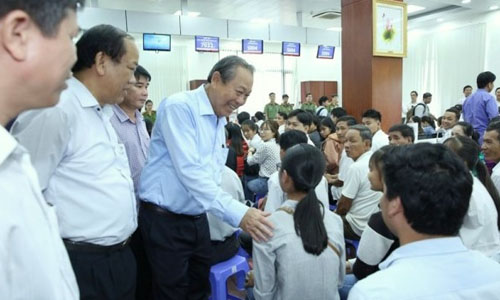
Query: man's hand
240 208 274 242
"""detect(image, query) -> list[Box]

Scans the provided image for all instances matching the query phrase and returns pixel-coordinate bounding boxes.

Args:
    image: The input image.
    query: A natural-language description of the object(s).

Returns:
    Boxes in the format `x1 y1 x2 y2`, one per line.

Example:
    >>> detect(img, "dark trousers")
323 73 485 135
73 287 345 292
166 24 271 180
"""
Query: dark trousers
140 204 212 300
341 215 361 241
67 244 136 300
210 232 239 265
238 231 253 257
130 228 153 300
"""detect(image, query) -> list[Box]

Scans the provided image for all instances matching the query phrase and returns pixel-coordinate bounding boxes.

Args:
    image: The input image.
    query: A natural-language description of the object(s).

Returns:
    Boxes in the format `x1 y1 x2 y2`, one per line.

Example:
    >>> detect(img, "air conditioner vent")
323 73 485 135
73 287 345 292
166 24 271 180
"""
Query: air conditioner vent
312 10 341 20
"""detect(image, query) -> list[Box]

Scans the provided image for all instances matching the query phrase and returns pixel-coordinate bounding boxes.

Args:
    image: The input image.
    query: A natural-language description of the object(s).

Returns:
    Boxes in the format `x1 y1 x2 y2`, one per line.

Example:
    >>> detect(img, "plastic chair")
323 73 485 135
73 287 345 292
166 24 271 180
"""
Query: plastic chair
209 255 249 300
345 238 360 258
329 204 337 211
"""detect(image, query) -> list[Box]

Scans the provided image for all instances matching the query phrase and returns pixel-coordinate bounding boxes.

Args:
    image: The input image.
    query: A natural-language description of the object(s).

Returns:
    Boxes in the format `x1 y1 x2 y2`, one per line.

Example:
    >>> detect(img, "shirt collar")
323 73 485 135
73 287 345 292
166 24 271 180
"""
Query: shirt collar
0 126 19 165
379 237 467 270
197 85 216 116
356 150 372 161
282 199 299 210
67 77 100 108
112 104 143 123
493 162 500 174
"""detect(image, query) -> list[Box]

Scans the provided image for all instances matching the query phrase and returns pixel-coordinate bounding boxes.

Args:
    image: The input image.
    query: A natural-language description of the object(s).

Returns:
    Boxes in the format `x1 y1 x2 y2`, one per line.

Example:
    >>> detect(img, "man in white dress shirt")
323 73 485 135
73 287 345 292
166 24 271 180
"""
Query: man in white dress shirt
0 1 83 299
438 107 460 142
349 143 500 300
336 125 382 240
362 109 388 152
11 25 139 299
482 121 500 195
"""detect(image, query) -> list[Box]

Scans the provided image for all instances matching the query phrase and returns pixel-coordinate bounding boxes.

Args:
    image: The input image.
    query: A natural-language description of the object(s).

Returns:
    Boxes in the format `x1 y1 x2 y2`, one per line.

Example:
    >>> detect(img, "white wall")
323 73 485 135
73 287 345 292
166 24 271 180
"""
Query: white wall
403 10 500 118
132 34 342 115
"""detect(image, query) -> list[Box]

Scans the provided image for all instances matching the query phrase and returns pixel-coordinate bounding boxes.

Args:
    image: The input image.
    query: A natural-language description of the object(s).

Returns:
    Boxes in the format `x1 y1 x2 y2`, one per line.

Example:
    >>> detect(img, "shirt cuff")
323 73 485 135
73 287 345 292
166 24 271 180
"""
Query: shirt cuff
223 198 249 228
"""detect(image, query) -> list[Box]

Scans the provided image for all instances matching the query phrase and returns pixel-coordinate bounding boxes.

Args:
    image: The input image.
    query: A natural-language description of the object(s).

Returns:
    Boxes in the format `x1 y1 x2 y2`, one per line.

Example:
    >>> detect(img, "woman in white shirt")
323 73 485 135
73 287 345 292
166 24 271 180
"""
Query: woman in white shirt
247 120 281 196
252 144 345 300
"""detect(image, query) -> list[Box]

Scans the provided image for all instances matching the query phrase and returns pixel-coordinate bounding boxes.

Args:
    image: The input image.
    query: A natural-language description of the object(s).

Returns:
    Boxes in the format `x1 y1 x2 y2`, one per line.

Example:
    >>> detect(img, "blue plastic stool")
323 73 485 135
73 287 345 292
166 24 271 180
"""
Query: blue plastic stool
345 239 360 257
209 255 249 300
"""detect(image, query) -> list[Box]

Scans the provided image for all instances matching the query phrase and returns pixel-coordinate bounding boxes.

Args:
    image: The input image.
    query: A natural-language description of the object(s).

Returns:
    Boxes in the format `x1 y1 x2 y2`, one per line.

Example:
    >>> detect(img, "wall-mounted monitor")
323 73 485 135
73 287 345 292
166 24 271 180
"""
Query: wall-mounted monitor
195 36 219 52
317 45 335 59
143 33 171 51
282 41 301 56
242 39 264 54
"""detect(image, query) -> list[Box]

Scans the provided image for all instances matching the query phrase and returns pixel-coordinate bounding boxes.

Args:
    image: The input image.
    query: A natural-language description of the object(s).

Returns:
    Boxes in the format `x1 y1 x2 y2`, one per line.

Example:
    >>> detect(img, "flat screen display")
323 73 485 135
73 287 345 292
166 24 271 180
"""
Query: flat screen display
317 45 335 59
242 39 264 54
195 36 219 52
282 41 301 56
143 33 171 51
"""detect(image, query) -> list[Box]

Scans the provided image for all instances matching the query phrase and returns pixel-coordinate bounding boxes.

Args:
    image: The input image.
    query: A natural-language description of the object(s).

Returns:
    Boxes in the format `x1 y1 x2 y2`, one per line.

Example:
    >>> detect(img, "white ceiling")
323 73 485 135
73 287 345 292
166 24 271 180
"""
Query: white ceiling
88 0 500 29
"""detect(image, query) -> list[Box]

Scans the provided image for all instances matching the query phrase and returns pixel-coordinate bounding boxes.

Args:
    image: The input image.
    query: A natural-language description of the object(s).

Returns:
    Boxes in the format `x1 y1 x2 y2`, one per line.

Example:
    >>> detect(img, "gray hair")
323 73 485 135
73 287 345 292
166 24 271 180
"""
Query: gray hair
207 55 255 83
349 124 373 144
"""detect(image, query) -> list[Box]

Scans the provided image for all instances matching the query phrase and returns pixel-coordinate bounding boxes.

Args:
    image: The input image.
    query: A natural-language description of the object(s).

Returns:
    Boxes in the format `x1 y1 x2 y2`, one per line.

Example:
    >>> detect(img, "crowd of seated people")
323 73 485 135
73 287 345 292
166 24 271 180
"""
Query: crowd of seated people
5 14 500 299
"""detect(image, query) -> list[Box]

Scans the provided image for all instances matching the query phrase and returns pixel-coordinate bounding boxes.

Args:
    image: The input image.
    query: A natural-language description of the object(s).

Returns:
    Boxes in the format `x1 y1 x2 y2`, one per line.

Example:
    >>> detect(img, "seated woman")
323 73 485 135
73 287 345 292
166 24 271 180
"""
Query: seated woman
246 120 281 196
319 117 341 175
225 123 248 177
252 144 345 300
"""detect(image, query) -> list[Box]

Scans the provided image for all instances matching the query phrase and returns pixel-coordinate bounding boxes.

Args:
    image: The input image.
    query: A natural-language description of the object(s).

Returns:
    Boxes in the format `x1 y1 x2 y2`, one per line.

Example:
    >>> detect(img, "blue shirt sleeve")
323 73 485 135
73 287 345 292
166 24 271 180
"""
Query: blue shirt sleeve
158 102 248 227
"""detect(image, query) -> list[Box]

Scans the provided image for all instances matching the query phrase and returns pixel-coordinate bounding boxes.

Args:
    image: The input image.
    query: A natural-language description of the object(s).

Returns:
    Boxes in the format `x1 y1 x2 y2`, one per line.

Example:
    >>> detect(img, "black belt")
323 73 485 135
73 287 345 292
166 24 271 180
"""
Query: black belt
63 237 130 253
141 201 204 220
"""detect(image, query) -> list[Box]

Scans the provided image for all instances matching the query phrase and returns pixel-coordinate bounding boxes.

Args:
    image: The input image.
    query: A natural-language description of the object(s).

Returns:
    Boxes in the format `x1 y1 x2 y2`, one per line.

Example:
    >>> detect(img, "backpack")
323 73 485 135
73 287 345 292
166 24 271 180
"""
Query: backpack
406 103 426 120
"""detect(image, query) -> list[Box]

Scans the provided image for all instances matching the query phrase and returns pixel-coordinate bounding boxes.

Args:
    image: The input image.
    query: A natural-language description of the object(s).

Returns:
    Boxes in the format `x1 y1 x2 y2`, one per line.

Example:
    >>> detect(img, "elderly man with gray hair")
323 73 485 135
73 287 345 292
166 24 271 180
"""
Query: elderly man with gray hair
139 55 274 299
335 125 382 240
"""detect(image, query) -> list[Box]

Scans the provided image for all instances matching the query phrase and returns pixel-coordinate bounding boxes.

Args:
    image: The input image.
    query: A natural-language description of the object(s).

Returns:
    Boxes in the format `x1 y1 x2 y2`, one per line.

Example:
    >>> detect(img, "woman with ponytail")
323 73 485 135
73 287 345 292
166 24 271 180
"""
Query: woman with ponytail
252 144 345 300
444 136 500 260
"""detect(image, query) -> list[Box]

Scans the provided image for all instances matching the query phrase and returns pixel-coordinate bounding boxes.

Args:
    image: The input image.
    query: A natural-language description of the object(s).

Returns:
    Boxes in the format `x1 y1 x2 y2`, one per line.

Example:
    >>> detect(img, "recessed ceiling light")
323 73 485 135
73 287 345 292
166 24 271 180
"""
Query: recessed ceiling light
187 11 200 17
407 5 426 14
327 27 342 31
461 0 471 4
490 5 499 10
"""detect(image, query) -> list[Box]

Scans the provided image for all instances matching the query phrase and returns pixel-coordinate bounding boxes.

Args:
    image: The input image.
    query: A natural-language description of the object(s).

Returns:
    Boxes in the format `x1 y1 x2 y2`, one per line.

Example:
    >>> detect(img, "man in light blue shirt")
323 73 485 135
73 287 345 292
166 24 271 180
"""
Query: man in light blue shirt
139 56 273 299
349 144 500 300
463 71 498 144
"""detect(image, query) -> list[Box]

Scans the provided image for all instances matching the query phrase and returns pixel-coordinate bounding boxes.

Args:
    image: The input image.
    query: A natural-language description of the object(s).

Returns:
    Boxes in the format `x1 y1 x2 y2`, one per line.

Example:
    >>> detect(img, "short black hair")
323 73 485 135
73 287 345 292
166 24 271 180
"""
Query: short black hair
421 115 435 129
306 92 312 97
241 119 258 132
348 124 372 144
318 96 329 106
331 107 347 118
454 121 478 143
486 121 500 142
282 94 289 99
382 144 472 236
145 99 153 105
207 55 255 84
310 113 320 128
388 124 415 142
477 71 496 89
362 109 382 122
0 0 84 37
445 107 460 121
72 24 134 73
269 92 275 96
336 115 357 126
279 130 308 151
277 111 288 120
134 65 151 82
254 111 265 121
237 111 250 124
496 87 500 93
410 91 418 96
288 109 312 126
423 92 432 99
463 85 472 92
